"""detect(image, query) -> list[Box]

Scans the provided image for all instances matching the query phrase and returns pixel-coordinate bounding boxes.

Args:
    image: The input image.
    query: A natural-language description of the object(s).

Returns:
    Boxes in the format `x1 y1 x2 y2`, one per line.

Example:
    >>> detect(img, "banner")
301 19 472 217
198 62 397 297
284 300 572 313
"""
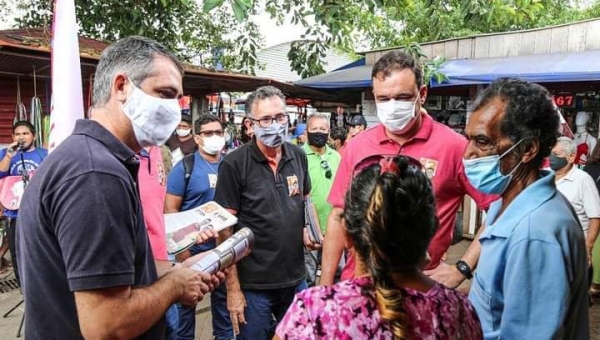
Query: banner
49 0 84 152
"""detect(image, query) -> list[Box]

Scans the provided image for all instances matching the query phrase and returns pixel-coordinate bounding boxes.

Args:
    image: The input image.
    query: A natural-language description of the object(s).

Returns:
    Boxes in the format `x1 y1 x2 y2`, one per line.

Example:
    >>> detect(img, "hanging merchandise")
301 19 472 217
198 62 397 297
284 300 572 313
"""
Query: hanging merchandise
42 115 51 149
14 78 28 124
43 79 52 148
31 67 43 147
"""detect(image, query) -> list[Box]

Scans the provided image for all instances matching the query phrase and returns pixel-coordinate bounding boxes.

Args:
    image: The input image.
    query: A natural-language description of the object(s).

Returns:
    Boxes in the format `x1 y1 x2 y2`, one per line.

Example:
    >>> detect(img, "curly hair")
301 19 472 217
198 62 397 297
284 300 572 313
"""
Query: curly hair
470 78 559 168
344 156 438 339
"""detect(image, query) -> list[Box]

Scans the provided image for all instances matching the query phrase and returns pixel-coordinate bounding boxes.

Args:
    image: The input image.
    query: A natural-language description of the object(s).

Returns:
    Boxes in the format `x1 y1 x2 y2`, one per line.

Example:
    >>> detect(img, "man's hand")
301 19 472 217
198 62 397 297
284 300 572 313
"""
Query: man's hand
303 227 322 251
423 261 465 289
5 142 18 159
181 253 226 288
196 228 219 244
175 228 220 262
171 267 211 307
227 289 246 335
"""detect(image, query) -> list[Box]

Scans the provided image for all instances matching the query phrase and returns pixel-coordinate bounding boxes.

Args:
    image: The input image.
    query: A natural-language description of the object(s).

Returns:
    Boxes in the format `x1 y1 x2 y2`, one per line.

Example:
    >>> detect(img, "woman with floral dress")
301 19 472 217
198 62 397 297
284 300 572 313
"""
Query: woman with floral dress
275 155 482 340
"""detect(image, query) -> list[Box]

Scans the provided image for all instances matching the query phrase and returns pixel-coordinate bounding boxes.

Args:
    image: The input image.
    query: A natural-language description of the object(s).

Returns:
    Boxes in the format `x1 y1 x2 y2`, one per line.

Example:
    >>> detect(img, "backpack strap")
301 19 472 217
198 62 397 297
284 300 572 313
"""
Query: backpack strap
182 153 195 192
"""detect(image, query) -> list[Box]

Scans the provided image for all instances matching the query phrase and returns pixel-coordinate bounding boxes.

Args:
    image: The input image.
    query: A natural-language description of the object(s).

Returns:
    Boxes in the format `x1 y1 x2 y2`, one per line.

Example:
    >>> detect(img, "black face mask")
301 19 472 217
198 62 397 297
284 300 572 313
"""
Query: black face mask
307 132 328 148
549 154 569 171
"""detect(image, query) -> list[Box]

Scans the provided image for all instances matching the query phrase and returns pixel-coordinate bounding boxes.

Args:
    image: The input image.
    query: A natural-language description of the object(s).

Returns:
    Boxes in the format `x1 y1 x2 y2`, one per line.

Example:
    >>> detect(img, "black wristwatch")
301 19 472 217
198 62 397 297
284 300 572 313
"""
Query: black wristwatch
455 260 473 279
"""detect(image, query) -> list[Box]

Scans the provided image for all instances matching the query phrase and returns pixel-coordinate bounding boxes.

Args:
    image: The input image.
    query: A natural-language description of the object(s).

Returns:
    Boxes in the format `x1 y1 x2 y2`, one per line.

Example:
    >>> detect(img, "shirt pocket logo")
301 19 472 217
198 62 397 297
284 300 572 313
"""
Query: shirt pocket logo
287 175 300 196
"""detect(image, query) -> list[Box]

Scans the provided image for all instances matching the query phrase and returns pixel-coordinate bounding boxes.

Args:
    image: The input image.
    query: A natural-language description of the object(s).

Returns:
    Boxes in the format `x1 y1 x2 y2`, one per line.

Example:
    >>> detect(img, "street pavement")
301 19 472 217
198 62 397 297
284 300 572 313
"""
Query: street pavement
0 240 597 339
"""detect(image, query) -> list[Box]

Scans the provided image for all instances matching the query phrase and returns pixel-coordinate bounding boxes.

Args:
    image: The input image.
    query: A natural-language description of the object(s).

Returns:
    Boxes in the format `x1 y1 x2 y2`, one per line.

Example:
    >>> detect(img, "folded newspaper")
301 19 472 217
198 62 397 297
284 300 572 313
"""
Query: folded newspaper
187 227 255 275
305 197 323 244
164 201 237 255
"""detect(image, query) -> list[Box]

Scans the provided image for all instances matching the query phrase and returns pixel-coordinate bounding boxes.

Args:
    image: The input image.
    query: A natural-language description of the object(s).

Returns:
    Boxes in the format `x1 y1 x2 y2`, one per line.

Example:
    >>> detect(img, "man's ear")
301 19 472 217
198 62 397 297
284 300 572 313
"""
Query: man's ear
567 152 577 165
193 134 202 145
112 74 130 103
521 139 540 164
418 84 428 104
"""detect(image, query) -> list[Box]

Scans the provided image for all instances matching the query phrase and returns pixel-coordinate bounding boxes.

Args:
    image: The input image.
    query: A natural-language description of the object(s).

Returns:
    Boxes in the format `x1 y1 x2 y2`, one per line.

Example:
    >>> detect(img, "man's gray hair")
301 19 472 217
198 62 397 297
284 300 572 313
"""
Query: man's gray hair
307 112 330 127
245 86 286 116
556 136 577 155
92 36 184 107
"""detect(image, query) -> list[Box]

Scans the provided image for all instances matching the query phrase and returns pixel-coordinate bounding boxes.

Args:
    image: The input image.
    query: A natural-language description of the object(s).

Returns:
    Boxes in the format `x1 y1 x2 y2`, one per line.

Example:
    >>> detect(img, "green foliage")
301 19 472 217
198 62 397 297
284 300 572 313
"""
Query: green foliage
8 0 600 81
207 0 600 79
9 0 262 74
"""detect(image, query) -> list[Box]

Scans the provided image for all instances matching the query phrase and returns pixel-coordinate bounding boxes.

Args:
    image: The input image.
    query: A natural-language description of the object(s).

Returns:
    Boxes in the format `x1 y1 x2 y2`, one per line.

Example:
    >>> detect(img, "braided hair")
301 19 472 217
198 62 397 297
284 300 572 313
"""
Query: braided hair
344 156 438 339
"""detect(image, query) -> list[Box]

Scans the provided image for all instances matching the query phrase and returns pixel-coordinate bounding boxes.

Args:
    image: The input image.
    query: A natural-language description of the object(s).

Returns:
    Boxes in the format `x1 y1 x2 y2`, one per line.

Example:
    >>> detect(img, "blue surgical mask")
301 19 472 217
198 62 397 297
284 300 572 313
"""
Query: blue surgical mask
254 122 287 148
463 139 524 195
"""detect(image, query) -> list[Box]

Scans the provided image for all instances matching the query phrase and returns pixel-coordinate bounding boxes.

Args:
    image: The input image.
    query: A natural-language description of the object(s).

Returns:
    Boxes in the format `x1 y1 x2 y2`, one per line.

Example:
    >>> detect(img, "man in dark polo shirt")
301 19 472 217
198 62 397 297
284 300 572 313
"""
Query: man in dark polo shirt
215 85 318 340
16 36 218 340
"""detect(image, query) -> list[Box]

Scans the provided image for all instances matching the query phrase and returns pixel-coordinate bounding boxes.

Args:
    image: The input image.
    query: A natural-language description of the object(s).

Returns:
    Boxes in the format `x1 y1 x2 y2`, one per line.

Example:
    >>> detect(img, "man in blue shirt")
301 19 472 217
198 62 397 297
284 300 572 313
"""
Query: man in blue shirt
0 120 47 283
165 113 232 340
463 78 589 339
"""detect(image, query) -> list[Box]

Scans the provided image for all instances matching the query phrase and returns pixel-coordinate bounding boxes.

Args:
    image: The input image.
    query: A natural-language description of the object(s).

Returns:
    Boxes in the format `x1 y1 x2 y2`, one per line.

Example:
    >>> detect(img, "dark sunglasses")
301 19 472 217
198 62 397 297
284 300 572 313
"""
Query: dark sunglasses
320 159 332 179
353 154 423 177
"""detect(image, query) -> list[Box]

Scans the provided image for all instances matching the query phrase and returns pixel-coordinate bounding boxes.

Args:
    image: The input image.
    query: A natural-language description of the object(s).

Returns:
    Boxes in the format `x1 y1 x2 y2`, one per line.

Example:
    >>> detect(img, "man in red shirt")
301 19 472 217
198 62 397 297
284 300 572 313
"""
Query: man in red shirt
320 50 495 286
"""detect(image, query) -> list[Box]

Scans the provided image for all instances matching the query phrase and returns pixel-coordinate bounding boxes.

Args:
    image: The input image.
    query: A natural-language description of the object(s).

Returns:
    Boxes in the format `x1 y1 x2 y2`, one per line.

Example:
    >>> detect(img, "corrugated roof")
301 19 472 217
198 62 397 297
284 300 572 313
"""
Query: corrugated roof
0 28 356 102
0 27 109 58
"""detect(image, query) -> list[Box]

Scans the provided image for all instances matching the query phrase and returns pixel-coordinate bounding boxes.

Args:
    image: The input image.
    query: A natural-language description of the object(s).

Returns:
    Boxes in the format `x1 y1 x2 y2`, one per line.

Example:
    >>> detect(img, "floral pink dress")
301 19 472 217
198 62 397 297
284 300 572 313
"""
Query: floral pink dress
276 276 482 340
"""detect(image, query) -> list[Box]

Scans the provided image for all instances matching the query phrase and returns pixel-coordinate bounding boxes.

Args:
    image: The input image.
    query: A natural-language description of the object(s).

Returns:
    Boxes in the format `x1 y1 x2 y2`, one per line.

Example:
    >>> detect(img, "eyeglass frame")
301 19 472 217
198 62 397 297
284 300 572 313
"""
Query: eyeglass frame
249 113 290 128
197 129 225 137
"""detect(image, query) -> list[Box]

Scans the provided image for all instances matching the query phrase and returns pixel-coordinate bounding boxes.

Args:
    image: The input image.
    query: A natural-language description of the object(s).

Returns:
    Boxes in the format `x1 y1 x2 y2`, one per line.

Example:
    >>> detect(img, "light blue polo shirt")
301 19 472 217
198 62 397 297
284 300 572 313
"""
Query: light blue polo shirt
469 170 589 340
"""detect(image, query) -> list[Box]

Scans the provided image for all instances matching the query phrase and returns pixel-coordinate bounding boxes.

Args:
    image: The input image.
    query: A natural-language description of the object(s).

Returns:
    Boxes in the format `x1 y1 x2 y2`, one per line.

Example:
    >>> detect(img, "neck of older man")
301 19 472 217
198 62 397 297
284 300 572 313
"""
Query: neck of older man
498 167 540 217
308 144 326 155
256 139 282 163
554 163 574 181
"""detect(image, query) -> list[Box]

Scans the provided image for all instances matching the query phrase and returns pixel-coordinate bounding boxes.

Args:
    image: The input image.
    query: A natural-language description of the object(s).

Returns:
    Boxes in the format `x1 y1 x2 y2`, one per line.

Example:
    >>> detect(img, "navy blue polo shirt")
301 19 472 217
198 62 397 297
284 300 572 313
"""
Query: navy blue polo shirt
215 140 310 290
16 119 163 340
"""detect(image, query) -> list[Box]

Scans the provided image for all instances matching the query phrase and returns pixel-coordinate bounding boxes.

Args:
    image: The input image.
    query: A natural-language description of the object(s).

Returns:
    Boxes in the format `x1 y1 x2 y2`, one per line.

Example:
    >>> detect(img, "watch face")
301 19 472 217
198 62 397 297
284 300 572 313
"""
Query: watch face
456 261 472 279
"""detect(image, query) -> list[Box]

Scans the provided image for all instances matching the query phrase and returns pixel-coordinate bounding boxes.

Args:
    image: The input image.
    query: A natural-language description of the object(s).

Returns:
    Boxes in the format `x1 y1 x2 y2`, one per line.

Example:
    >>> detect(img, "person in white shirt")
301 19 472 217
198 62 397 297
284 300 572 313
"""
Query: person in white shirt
551 136 600 261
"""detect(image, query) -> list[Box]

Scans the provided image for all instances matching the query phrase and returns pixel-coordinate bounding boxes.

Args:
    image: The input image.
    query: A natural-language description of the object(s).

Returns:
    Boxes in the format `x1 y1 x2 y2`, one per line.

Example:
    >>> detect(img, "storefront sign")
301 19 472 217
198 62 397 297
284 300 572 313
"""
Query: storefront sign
553 94 575 108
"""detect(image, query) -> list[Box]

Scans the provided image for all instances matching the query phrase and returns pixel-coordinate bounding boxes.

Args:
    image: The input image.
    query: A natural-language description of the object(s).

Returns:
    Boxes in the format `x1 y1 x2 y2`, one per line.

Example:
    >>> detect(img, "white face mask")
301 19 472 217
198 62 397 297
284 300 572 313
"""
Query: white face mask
176 128 191 137
121 80 181 148
376 96 419 134
202 135 225 155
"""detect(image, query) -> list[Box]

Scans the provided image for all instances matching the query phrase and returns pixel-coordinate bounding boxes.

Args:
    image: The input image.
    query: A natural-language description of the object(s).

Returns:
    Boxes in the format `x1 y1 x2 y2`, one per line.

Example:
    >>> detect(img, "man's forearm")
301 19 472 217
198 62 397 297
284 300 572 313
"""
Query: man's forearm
0 154 11 173
319 208 344 286
586 219 600 255
461 224 484 270
218 227 242 293
76 271 183 340
155 260 175 278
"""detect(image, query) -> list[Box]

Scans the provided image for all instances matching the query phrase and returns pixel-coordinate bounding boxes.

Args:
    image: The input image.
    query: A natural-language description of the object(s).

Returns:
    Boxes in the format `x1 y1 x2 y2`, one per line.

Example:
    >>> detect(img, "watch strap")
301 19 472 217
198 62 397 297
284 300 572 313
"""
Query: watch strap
455 260 473 279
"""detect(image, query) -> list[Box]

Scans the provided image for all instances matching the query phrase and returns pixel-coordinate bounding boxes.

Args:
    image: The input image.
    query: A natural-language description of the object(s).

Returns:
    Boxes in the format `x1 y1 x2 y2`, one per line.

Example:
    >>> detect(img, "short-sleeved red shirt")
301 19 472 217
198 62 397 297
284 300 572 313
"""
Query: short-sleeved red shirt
328 114 495 274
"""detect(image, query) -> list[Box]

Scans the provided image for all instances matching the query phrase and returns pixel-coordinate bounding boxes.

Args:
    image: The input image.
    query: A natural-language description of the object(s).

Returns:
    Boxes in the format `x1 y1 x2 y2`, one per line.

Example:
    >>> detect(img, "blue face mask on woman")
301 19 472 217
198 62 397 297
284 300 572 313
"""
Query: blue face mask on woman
463 139 524 195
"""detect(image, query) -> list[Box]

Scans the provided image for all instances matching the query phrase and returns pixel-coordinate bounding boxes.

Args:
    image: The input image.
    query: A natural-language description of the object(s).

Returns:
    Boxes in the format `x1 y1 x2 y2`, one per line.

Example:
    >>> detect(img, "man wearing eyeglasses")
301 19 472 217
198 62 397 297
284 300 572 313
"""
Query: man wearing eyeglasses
214 85 318 340
320 50 495 288
165 114 232 340
300 112 341 286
